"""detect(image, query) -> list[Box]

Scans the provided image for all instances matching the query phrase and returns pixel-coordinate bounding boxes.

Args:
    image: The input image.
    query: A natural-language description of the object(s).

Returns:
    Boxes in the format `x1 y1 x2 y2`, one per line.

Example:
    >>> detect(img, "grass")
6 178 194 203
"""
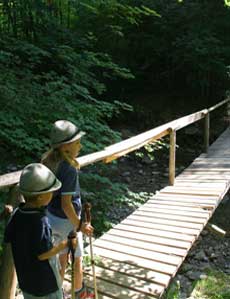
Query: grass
192 269 230 299
163 269 230 299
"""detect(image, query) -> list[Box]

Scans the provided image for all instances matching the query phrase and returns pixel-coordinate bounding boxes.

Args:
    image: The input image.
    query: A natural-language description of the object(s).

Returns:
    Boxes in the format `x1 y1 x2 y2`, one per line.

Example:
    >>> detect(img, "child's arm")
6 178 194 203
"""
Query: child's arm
38 239 68 261
61 195 81 228
38 237 76 261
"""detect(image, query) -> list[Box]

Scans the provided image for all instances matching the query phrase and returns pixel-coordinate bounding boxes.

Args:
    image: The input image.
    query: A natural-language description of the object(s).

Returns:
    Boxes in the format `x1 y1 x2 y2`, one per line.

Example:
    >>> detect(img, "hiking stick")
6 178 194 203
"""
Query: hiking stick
85 203 98 299
68 230 77 299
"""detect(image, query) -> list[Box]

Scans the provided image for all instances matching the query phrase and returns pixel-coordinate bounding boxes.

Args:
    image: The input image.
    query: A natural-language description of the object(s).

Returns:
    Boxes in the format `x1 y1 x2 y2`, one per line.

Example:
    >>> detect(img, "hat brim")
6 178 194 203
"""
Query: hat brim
51 131 86 148
19 178 62 196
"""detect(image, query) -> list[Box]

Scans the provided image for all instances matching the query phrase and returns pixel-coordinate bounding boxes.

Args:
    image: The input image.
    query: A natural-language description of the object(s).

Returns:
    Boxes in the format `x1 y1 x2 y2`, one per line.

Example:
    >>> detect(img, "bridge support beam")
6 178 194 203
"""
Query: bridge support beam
169 129 176 186
204 112 210 153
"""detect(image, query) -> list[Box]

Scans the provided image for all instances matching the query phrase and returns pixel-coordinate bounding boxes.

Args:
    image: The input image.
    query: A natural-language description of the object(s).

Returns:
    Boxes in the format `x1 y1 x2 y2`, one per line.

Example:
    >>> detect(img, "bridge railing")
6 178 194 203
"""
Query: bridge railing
0 97 230 299
1 97 229 190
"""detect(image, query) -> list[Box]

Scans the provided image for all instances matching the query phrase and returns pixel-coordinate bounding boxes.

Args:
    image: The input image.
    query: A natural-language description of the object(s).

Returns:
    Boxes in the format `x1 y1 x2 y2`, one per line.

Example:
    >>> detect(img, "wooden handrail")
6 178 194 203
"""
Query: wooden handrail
0 98 229 189
208 98 230 112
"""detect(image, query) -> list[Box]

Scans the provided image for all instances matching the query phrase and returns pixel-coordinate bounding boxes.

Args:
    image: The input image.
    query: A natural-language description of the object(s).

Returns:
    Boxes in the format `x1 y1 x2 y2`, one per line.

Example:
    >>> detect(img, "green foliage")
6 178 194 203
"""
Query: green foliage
0 36 134 162
192 269 230 299
163 280 180 299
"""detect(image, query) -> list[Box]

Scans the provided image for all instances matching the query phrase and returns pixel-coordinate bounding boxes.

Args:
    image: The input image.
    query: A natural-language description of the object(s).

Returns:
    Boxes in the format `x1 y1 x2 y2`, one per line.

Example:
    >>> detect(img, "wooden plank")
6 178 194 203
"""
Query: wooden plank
159 188 221 197
85 266 164 297
93 239 182 266
134 210 208 223
177 175 230 180
93 256 171 286
127 215 204 230
187 165 230 170
148 199 215 210
171 183 227 189
163 184 226 190
100 234 187 256
115 223 195 243
107 228 191 250
122 218 200 235
155 193 219 200
152 195 218 206
84 274 160 298
88 246 178 275
112 224 193 249
181 171 230 175
194 157 230 161
142 203 210 215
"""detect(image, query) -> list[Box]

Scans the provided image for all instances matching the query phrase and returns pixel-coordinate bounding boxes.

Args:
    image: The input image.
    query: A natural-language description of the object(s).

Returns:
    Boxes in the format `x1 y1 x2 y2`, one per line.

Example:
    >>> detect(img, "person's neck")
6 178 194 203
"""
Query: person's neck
24 202 44 209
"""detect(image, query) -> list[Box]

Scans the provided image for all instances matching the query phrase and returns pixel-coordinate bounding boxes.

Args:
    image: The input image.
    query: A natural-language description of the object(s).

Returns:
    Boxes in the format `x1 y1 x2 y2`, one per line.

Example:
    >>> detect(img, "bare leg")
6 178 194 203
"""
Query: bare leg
74 257 83 290
59 253 68 282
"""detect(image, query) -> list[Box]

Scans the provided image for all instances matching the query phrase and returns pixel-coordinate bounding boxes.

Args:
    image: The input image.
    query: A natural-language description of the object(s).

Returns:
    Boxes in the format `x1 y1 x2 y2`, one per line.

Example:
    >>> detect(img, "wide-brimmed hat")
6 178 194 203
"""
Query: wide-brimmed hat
50 120 85 148
19 163 62 196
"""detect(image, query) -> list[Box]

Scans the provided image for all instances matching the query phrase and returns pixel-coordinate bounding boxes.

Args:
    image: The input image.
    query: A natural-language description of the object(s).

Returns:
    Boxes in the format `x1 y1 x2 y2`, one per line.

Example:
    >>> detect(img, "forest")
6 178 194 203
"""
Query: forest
1 1 230 298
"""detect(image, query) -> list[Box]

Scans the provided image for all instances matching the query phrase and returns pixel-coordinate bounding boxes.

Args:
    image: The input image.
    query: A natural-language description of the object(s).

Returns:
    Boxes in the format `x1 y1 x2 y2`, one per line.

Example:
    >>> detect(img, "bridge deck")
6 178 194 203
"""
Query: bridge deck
83 127 230 298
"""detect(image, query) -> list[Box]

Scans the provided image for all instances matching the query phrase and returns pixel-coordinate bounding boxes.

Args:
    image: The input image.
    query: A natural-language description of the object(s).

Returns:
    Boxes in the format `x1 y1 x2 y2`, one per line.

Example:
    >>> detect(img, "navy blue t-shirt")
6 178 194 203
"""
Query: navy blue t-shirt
48 160 82 218
4 204 59 296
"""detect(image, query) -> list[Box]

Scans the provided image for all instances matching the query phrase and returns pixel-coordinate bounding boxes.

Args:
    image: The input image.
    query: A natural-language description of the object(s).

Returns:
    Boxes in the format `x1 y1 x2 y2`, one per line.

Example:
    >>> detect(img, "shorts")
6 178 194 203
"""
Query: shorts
47 211 83 257
22 289 63 299
22 256 62 299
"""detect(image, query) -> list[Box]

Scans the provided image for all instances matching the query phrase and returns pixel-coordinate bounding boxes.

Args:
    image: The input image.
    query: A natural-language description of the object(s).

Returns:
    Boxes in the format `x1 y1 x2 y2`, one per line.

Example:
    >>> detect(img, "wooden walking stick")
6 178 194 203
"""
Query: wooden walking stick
68 230 77 299
85 203 98 299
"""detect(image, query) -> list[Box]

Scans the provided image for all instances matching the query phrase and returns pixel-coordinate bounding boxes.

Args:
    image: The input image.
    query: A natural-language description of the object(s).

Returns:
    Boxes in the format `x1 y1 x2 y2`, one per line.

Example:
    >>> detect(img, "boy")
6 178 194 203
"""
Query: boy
4 163 76 299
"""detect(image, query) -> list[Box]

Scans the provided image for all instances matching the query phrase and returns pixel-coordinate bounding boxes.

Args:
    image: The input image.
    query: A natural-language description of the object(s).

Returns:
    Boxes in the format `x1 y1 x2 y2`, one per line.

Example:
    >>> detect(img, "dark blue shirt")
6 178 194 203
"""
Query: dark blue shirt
48 160 82 218
4 204 59 296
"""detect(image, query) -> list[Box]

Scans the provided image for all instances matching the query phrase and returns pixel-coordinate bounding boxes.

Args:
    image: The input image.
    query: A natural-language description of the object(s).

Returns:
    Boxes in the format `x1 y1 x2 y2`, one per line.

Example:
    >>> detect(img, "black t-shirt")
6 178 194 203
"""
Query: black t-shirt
48 160 82 218
4 204 59 296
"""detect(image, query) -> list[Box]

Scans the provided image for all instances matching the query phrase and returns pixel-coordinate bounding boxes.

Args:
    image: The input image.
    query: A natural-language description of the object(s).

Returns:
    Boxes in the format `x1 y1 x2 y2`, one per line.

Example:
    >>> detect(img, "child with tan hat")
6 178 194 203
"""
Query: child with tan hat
42 120 94 299
4 163 76 299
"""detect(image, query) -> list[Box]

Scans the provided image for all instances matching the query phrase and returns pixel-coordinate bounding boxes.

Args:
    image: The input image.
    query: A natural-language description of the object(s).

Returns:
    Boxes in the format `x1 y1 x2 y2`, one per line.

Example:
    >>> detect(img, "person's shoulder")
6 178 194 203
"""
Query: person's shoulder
61 160 77 174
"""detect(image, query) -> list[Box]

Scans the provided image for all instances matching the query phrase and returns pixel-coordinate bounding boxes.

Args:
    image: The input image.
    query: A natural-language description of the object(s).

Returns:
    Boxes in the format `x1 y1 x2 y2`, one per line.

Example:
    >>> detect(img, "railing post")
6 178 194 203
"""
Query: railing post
204 111 210 153
227 99 230 126
169 128 176 186
0 186 18 299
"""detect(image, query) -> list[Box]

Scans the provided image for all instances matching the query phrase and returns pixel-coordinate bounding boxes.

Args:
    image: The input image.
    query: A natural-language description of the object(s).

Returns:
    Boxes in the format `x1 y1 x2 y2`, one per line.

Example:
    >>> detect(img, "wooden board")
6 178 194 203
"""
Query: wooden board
133 210 208 223
127 215 204 230
160 187 222 197
88 246 178 275
93 239 183 266
121 218 201 235
93 256 171 285
152 195 218 206
100 234 187 257
147 199 214 210
84 273 160 298
106 229 191 250
85 266 165 297
139 204 210 216
114 223 195 243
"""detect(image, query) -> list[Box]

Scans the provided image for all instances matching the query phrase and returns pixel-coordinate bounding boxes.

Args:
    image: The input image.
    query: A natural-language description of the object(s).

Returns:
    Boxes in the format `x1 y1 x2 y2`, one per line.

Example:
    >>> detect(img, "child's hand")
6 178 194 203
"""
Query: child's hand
0 205 13 220
4 205 13 214
81 222 94 236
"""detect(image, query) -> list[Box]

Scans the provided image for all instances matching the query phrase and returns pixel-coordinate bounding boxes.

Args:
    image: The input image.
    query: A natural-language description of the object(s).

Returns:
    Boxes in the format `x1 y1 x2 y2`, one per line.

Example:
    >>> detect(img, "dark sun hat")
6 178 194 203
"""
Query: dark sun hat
19 163 62 196
50 120 85 148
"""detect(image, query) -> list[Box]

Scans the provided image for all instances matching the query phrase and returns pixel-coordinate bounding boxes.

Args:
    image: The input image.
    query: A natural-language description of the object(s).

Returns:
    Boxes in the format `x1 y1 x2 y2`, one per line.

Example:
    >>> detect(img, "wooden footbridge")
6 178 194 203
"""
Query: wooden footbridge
0 98 230 299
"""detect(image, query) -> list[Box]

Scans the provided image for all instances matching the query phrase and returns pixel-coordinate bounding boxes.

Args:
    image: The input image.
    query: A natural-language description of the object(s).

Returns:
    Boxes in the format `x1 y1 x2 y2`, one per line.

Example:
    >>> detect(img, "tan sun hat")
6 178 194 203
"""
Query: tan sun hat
19 163 62 196
50 120 85 148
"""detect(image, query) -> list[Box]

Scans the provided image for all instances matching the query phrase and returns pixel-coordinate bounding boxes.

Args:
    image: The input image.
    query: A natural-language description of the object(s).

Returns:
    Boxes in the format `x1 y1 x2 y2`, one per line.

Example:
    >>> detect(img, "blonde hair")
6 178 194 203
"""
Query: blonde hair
41 148 80 173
